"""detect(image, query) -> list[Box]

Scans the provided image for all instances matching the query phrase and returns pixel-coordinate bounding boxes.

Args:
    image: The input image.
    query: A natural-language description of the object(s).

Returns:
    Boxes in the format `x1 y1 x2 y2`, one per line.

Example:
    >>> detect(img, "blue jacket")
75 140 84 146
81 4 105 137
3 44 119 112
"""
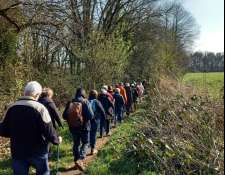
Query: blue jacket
113 93 125 111
88 97 106 122
62 94 94 132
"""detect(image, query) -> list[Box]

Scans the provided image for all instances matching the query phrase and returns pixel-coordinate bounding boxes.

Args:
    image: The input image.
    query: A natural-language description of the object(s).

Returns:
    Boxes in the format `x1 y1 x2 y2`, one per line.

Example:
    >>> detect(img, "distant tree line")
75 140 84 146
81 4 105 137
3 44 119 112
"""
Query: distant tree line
189 52 224 72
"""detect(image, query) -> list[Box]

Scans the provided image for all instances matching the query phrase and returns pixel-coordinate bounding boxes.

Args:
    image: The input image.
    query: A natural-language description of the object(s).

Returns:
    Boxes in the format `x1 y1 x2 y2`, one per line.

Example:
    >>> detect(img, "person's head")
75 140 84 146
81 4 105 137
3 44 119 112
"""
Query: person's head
89 90 98 99
102 85 108 91
108 86 113 91
101 89 107 95
24 81 42 100
140 83 142 86
131 84 135 88
115 88 121 94
125 83 130 87
119 82 123 87
41 87 54 98
76 88 85 97
115 84 119 88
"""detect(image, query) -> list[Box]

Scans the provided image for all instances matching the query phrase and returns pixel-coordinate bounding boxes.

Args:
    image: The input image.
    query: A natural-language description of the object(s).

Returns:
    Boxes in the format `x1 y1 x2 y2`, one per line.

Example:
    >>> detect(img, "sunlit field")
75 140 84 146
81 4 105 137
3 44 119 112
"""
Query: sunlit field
183 72 224 98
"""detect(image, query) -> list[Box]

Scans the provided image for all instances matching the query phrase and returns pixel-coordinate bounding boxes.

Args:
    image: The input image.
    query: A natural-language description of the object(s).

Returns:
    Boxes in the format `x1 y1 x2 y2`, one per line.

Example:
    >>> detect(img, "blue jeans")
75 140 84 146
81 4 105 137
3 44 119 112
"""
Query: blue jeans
12 152 49 175
115 110 123 125
72 131 90 162
90 120 100 150
100 119 111 136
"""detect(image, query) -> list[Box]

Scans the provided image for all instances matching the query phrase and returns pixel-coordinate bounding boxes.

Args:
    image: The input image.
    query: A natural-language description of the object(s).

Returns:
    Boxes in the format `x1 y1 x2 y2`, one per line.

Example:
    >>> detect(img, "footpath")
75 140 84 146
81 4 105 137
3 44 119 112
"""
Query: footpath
53 117 129 175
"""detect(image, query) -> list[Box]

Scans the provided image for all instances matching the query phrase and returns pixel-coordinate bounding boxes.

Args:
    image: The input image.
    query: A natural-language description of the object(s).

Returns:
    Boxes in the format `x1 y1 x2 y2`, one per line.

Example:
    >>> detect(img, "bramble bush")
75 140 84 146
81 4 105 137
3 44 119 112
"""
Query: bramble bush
121 77 224 174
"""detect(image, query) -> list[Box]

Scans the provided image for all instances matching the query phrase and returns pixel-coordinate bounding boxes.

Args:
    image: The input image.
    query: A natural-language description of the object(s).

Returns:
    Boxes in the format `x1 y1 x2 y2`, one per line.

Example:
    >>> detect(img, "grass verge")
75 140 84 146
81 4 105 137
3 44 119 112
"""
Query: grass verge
85 107 159 175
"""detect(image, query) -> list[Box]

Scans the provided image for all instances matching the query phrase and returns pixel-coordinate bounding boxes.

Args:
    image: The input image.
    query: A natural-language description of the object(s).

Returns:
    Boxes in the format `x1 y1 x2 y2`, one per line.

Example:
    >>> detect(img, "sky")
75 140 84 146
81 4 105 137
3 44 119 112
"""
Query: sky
184 0 224 53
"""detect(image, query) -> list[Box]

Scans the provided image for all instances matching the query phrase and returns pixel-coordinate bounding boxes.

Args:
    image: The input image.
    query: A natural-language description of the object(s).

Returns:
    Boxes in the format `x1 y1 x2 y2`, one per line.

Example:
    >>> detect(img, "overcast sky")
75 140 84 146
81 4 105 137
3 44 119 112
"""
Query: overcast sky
184 0 224 53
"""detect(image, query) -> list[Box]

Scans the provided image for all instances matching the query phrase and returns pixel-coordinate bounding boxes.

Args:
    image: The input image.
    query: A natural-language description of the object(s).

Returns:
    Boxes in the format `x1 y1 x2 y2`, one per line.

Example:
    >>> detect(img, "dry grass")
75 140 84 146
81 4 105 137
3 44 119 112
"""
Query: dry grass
128 75 224 174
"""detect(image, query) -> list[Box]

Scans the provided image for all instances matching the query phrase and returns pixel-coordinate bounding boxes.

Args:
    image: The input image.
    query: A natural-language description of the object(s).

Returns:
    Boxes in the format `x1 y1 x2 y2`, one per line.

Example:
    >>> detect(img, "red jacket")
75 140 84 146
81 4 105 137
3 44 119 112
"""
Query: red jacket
137 86 142 96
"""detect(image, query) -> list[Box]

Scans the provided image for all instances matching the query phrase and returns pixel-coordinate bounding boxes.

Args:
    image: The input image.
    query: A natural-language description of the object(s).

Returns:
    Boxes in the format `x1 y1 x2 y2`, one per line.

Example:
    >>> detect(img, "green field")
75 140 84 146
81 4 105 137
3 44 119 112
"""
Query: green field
183 72 224 98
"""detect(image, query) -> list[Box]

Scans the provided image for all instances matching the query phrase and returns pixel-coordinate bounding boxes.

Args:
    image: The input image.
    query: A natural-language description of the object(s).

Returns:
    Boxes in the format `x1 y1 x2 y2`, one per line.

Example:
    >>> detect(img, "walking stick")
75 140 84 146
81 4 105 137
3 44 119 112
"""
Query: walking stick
56 145 59 175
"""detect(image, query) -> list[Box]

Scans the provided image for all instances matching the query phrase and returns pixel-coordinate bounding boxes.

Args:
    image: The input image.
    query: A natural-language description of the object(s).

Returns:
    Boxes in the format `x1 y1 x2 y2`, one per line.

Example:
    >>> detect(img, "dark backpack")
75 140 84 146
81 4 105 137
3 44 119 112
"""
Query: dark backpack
67 99 86 127
143 81 147 86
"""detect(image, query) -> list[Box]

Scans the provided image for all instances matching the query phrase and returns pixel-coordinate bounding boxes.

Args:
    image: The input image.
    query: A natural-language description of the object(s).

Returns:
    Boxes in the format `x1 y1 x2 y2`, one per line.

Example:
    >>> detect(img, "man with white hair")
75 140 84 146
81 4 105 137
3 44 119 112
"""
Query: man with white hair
0 81 62 175
113 88 125 127
101 85 113 101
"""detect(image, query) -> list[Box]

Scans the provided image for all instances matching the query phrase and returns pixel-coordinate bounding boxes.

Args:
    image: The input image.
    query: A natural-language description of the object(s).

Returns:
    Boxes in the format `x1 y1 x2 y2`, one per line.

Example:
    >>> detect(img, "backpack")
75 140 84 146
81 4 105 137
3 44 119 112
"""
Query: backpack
89 99 98 120
143 81 147 86
67 99 86 127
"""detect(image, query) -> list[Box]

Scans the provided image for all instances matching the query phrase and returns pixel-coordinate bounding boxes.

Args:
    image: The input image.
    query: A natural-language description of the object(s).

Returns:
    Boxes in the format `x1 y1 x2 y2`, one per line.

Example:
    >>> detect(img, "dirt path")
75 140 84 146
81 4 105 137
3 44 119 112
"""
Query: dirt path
59 117 129 175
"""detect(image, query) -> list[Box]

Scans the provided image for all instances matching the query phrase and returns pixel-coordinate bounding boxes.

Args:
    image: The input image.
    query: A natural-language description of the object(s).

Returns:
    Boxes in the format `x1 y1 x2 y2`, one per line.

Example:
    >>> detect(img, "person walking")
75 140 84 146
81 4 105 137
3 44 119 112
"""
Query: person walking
118 82 127 105
88 90 106 155
99 85 114 101
98 89 114 137
124 83 133 117
136 83 142 104
139 83 145 102
142 79 148 90
108 85 115 122
113 88 125 128
62 88 94 171
108 86 115 96
131 84 139 112
38 87 64 158
0 81 62 175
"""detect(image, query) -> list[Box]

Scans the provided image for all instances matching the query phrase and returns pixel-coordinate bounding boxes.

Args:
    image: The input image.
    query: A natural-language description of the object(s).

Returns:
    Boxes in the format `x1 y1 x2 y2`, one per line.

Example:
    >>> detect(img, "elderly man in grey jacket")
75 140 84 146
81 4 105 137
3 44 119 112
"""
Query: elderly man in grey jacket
0 81 62 175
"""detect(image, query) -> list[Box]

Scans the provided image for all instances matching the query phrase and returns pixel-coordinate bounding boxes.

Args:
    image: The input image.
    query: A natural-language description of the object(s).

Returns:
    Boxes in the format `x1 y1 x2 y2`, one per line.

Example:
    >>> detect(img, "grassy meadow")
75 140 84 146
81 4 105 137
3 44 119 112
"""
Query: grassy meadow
183 72 224 98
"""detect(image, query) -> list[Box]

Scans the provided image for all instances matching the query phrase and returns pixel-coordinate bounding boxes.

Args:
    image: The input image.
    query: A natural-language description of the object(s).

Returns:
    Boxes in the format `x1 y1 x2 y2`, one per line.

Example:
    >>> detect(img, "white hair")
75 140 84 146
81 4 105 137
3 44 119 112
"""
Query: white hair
101 89 107 95
115 88 121 93
125 83 130 87
24 81 42 96
102 85 108 90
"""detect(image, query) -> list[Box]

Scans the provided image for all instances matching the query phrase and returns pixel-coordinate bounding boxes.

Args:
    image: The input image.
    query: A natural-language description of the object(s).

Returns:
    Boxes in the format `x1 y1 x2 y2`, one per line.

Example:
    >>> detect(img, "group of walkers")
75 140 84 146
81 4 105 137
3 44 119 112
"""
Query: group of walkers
0 79 148 174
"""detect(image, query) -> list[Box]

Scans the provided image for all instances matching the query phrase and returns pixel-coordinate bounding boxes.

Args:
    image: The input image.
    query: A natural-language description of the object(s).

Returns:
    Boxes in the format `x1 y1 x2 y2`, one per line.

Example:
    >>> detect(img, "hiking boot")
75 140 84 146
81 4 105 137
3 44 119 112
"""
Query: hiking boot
74 162 79 170
77 159 85 171
106 133 111 136
91 149 98 155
